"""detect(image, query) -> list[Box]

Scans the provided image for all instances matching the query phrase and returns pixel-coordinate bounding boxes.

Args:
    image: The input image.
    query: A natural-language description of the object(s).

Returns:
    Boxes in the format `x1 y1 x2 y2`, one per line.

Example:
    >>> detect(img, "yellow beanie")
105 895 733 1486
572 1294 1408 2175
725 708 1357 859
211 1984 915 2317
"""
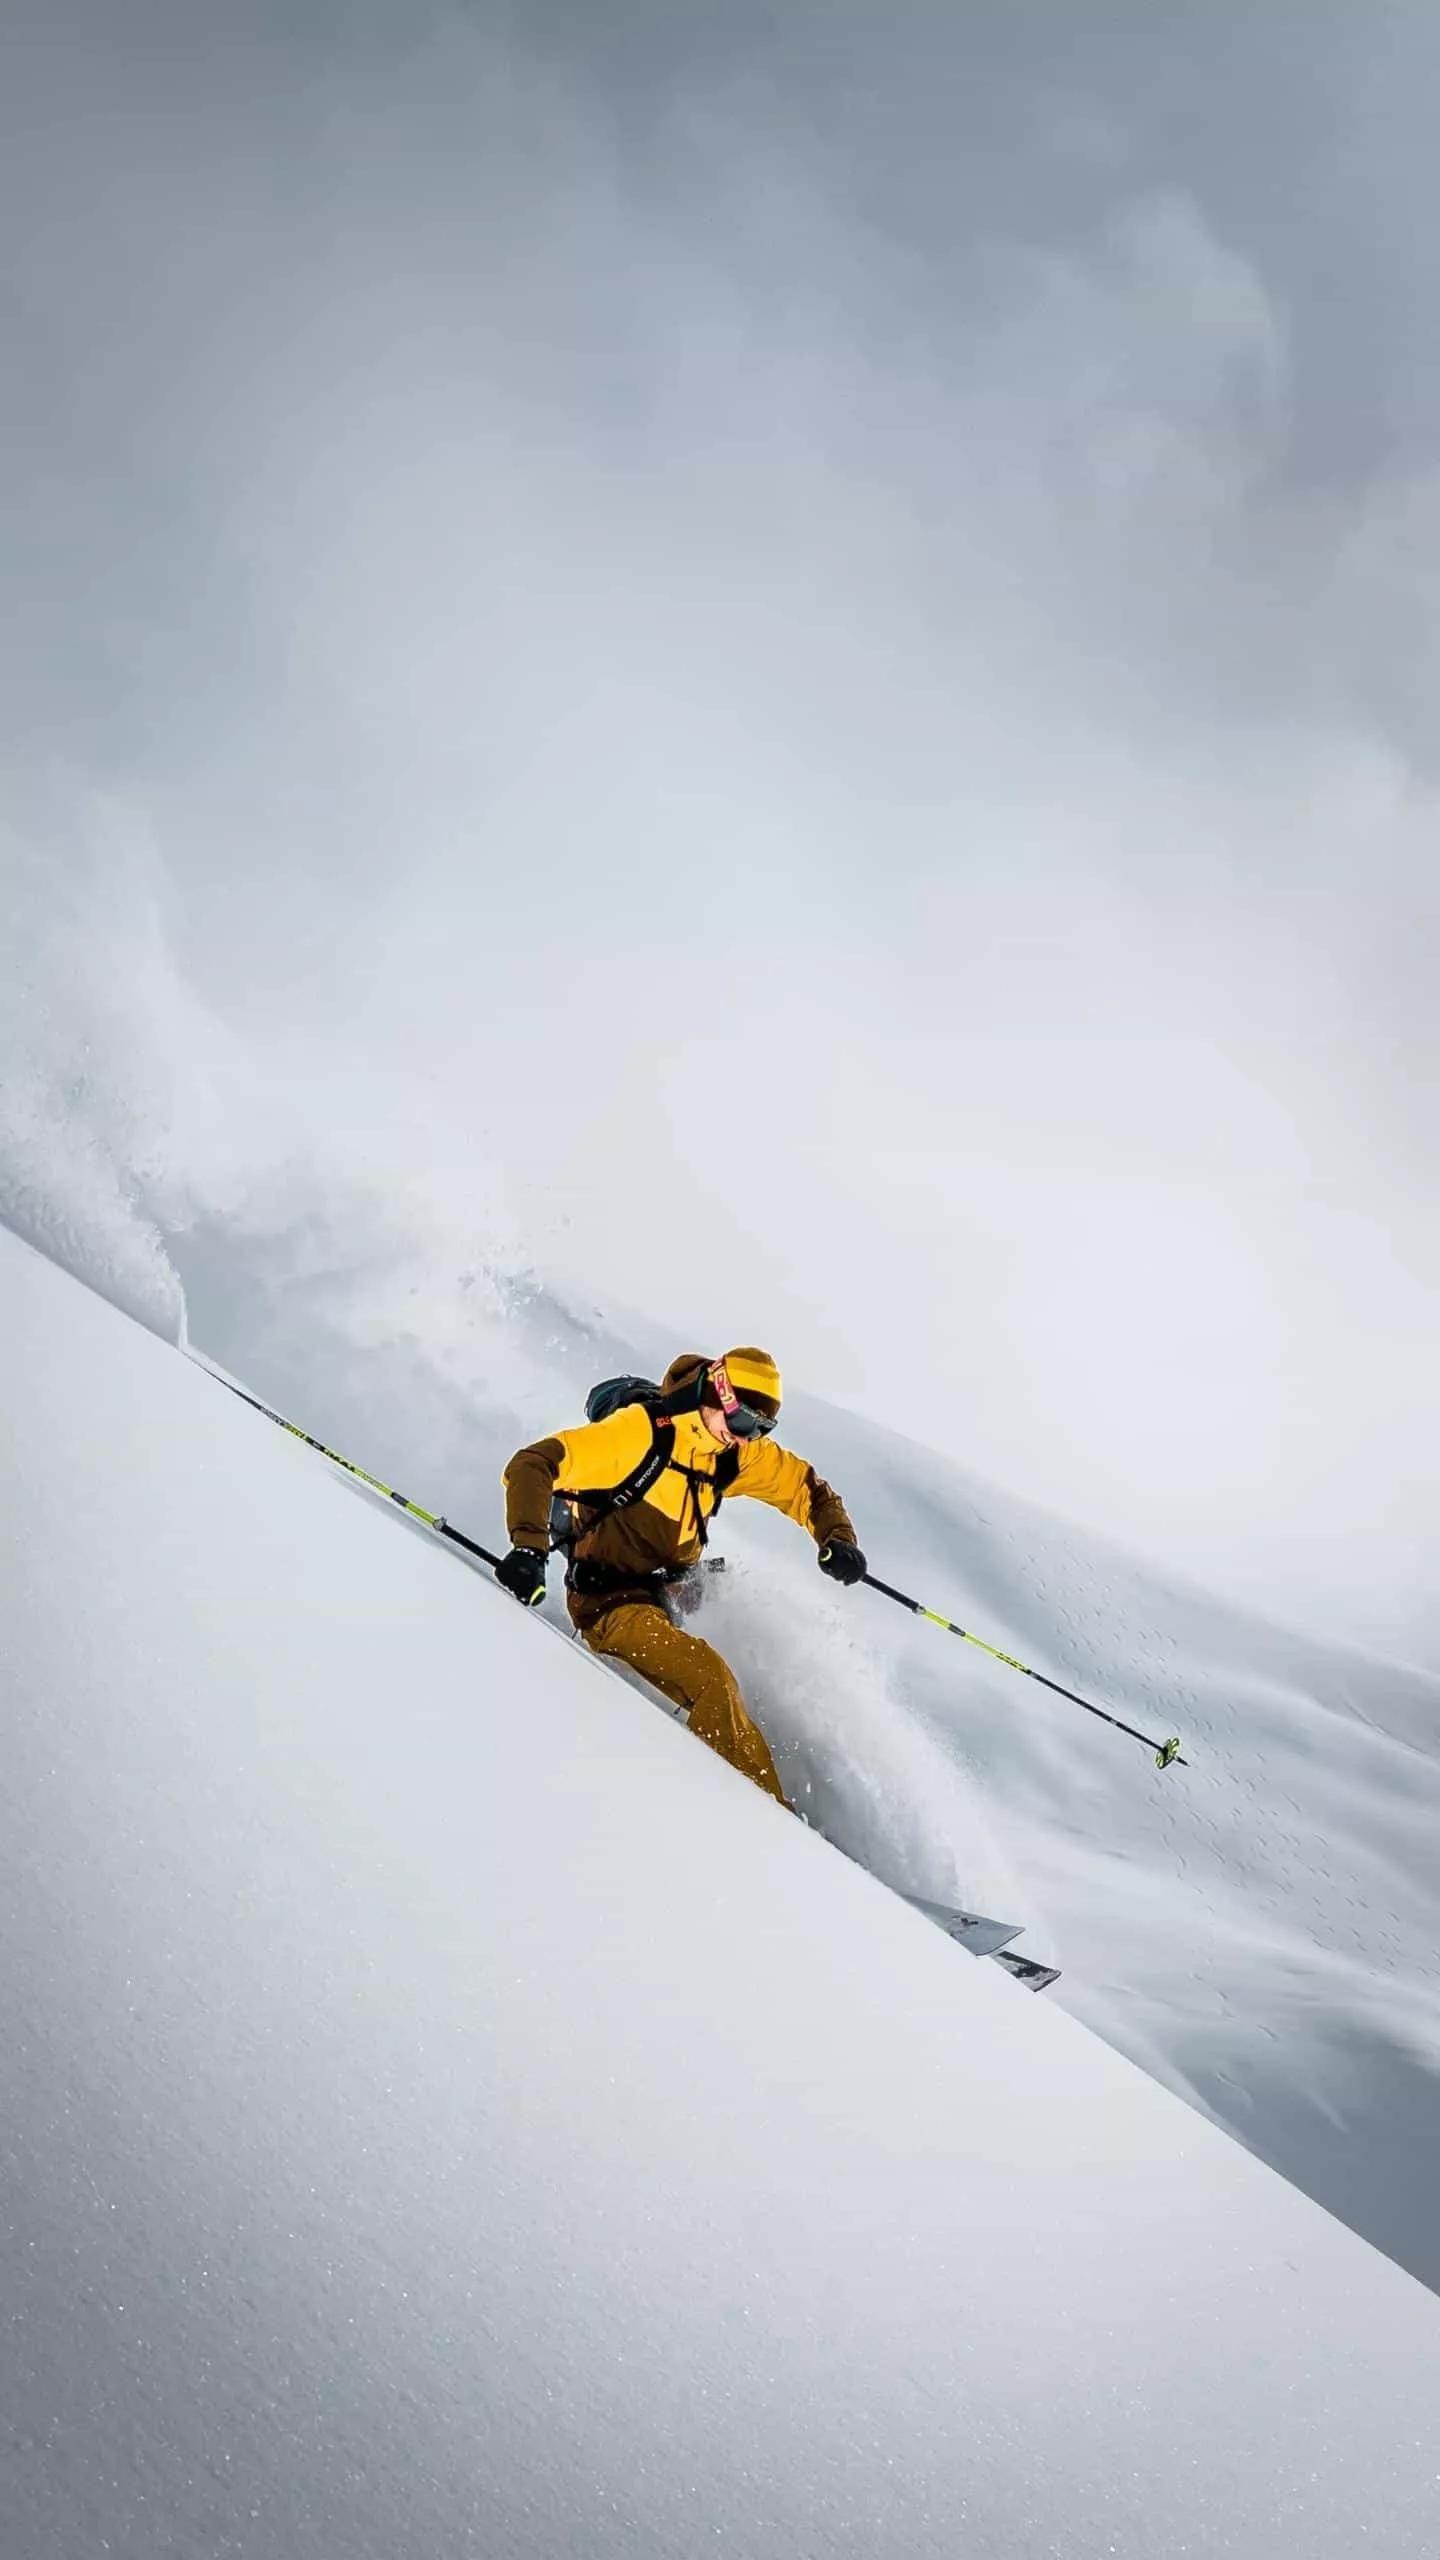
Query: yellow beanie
720 1345 783 1419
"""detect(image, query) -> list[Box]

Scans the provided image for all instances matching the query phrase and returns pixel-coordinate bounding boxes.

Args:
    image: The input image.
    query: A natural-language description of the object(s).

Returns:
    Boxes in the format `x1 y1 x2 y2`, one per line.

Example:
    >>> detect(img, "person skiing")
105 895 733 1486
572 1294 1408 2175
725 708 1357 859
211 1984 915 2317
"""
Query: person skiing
496 1349 866 1805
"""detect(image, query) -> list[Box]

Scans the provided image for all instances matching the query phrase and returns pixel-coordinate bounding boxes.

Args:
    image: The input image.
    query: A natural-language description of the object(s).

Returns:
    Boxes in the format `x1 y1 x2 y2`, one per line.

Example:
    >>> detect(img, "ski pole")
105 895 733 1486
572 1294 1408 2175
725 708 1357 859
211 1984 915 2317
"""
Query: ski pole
862 1573 1187 1769
194 1361 503 1573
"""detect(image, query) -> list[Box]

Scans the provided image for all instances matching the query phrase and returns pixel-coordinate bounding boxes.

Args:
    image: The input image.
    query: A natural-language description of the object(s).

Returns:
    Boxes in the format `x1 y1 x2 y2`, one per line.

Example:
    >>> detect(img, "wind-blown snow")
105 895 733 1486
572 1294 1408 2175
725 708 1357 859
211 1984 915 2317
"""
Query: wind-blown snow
3 1224 1440 2558
0 831 195 1344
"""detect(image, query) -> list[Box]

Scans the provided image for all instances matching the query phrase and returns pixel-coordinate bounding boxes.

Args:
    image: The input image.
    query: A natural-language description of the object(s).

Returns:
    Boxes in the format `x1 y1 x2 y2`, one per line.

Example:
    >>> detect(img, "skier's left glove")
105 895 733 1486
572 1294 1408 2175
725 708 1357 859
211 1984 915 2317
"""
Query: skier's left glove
818 1539 867 1586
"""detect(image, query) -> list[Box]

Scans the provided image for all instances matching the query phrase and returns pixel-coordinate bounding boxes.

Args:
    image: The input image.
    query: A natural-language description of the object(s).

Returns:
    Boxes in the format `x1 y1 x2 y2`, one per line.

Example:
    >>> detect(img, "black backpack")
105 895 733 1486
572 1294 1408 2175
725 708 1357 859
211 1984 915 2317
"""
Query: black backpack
548 1373 740 1548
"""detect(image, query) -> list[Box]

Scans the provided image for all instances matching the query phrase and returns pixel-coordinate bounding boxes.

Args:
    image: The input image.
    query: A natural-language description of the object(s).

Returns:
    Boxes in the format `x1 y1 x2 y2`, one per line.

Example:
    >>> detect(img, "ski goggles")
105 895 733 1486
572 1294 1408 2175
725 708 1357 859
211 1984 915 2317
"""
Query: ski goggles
709 1363 778 1439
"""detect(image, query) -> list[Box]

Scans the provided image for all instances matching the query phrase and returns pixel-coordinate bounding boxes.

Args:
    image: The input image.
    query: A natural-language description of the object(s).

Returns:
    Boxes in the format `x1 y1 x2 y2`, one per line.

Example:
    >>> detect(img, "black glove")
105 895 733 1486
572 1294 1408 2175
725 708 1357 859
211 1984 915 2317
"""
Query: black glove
496 1545 548 1607
818 1539 867 1587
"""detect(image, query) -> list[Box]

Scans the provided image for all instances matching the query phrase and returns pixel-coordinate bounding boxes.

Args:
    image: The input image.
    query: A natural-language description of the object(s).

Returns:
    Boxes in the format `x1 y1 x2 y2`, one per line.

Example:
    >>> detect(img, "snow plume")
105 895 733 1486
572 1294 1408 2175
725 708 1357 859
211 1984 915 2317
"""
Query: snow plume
170 1154 624 1519
705 1546 1034 1933
0 811 191 1343
0 800 602 1481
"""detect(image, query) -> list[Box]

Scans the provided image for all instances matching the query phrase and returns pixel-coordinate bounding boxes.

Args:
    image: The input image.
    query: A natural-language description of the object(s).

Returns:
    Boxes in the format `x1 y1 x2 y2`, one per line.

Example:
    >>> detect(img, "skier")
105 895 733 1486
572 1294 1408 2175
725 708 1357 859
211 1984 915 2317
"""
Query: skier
496 1349 866 1804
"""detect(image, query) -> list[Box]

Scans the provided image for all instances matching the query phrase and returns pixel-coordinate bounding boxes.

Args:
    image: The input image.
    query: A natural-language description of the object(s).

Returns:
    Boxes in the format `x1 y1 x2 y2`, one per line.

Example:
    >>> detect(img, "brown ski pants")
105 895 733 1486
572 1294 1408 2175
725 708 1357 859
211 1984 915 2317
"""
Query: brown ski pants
581 1600 787 1805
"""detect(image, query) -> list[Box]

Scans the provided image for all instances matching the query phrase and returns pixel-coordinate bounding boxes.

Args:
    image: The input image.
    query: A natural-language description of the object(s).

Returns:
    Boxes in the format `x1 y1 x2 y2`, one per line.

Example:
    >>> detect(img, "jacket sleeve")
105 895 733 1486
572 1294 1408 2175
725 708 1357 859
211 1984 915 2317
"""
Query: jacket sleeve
503 1404 655 1549
731 1438 856 1547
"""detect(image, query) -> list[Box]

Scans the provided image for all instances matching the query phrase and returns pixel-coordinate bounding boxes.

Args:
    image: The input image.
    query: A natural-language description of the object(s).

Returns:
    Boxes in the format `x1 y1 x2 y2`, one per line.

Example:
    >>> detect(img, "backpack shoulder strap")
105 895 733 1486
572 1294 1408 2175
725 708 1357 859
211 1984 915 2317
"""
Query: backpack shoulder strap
664 1439 741 1552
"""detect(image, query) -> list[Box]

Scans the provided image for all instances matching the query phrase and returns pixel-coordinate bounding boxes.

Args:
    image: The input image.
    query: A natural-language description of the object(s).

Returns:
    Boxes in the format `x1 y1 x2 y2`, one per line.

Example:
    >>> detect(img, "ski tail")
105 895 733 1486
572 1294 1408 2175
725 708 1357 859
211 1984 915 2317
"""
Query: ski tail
902 1895 1063 1992
992 1951 1062 1993
903 1899 1025 1960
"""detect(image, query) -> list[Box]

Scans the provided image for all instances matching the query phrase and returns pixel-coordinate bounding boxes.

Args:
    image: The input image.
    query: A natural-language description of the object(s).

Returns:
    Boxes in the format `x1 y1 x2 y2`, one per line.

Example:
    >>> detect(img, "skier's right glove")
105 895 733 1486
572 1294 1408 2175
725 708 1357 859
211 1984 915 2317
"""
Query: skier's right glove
818 1539 867 1586
496 1545 548 1607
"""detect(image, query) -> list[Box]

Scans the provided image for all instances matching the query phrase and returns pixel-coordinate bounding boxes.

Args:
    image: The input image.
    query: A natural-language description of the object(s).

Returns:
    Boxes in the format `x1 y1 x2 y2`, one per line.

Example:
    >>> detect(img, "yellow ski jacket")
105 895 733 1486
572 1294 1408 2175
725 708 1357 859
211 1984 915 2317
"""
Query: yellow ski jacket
504 1354 855 1616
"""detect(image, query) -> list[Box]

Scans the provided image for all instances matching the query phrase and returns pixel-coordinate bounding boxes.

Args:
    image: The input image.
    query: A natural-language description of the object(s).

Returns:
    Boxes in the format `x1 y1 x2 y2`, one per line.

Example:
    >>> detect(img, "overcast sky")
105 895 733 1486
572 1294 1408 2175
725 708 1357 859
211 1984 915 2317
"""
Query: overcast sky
3 0 1437 1663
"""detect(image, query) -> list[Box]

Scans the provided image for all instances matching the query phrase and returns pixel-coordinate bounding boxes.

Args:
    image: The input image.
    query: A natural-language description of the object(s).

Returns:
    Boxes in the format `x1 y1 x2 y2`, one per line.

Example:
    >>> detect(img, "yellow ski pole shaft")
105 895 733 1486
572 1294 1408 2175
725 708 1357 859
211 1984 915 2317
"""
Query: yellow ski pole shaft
196 1364 504 1573
862 1573 1187 1769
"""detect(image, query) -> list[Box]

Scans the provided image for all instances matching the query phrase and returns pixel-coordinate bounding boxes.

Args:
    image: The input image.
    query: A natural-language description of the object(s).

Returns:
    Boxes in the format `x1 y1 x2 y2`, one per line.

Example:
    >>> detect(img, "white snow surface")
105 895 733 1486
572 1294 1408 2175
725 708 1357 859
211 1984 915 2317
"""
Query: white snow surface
4 1226 1440 2558
160 1188 1440 2302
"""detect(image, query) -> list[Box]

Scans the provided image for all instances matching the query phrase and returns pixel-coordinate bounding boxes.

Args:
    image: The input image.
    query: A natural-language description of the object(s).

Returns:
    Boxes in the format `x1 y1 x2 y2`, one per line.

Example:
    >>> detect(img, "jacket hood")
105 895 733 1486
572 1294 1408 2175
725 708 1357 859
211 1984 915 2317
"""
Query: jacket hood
661 1353 711 1401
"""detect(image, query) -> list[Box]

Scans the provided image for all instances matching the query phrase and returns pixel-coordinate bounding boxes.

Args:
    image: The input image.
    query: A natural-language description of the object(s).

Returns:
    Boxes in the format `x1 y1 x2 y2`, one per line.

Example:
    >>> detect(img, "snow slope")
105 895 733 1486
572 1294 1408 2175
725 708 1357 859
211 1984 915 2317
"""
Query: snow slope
170 1203 1440 2297
4 1224 1440 2559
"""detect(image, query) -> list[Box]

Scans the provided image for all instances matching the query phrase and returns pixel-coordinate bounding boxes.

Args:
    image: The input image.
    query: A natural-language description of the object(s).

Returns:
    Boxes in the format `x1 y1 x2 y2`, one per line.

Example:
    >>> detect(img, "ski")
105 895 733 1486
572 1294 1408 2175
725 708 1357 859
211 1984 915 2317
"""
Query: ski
902 1899 1025 1960
900 1895 1062 1990
992 1950 1062 1994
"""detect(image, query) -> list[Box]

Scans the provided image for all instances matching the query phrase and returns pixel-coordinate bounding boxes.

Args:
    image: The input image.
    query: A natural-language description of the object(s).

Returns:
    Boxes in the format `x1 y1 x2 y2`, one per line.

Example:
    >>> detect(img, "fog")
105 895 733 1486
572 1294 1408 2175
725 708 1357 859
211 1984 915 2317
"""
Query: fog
3 0 1436 1663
